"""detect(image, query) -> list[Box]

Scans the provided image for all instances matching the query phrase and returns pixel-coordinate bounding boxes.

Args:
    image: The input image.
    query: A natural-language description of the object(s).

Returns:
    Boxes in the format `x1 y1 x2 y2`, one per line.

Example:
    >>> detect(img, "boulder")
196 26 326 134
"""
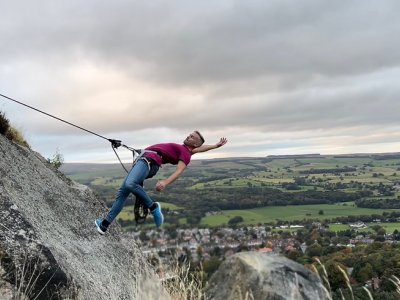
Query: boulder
205 252 331 300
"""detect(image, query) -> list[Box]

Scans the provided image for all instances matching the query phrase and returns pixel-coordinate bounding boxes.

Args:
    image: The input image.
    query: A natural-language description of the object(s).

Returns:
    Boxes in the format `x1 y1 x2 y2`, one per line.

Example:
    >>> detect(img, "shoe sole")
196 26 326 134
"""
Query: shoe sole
95 220 105 235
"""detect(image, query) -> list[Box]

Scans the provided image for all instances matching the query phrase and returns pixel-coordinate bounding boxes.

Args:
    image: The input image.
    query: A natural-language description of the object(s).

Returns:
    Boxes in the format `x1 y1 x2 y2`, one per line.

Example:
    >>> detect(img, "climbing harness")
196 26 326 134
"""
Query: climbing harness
0 93 150 225
118 148 159 225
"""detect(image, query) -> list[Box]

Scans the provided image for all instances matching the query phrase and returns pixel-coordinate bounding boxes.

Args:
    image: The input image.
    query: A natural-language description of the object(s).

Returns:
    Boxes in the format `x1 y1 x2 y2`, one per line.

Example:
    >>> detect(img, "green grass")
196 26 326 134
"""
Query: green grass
68 170 125 182
200 203 400 226
186 156 399 192
91 177 122 188
117 202 183 221
328 223 350 232
118 206 134 221
328 222 400 233
117 200 400 229
377 222 400 233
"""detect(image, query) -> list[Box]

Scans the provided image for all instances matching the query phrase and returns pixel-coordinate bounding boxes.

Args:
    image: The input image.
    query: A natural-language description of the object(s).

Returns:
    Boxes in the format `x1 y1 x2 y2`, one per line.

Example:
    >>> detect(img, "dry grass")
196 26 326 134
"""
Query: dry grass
362 286 374 300
389 275 400 295
0 111 10 134
4 251 55 299
0 247 80 300
0 110 30 148
160 263 258 300
313 257 332 296
337 265 354 300
5 127 30 148
160 262 205 300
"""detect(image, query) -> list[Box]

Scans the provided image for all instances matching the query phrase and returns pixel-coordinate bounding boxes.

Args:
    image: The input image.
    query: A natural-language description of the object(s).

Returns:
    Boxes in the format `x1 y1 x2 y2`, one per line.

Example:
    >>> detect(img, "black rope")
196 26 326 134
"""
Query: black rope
1 92 149 224
0 93 141 169
0 93 111 141
112 146 130 173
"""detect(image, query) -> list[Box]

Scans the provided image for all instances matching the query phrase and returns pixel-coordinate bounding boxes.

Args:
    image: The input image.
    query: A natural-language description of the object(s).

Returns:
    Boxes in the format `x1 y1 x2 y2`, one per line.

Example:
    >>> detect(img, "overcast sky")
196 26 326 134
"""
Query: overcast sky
1 1 400 163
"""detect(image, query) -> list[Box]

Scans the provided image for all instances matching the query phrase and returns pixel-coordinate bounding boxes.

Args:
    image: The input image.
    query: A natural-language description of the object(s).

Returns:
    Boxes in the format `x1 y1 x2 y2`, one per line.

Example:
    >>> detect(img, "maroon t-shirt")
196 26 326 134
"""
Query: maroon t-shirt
144 143 192 166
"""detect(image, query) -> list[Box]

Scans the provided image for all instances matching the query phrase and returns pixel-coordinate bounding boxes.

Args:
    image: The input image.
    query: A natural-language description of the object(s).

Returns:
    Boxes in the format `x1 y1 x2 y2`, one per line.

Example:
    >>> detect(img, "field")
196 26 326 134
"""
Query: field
200 202 400 226
61 154 400 193
115 201 400 233
62 153 400 230
328 222 400 233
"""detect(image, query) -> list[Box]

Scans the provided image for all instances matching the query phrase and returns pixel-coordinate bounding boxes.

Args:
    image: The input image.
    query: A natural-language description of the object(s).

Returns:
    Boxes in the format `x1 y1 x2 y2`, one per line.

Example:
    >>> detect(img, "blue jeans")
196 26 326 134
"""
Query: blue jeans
105 158 159 223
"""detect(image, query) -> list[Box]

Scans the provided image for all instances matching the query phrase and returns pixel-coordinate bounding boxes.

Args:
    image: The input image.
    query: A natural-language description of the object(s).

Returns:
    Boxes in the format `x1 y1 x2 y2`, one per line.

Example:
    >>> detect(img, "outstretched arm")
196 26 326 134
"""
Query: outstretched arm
192 137 228 154
155 160 187 192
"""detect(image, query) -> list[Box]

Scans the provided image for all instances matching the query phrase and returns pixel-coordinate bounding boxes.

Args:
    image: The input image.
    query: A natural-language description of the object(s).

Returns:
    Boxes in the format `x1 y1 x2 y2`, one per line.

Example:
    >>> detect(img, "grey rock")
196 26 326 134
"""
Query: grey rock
205 252 331 300
0 135 167 299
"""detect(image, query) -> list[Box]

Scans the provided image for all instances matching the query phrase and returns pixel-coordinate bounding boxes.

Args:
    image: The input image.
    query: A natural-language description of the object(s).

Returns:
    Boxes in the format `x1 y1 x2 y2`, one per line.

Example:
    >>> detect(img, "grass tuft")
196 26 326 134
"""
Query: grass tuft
362 286 374 300
0 110 30 148
313 257 332 295
5 126 30 148
389 275 400 295
161 262 204 300
337 265 354 300
0 111 10 134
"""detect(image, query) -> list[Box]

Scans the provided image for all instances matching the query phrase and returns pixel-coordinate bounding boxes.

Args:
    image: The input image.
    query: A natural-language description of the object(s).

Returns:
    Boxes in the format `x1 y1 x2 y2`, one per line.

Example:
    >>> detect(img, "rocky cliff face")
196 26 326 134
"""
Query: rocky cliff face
0 135 163 299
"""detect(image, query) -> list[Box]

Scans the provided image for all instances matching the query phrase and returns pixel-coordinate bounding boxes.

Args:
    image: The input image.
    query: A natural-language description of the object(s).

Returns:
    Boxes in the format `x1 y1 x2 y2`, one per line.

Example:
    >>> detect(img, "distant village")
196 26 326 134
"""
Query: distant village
129 220 399 264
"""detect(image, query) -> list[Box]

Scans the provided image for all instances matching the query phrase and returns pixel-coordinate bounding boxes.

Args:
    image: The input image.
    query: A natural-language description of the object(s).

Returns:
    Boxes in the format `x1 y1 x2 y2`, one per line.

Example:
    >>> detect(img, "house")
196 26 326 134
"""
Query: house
350 222 367 229
258 247 273 253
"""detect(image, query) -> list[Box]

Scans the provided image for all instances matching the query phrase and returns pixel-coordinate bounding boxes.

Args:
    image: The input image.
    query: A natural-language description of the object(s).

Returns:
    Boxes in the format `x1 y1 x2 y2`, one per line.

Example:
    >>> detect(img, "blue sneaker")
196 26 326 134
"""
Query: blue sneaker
95 218 107 235
151 202 164 227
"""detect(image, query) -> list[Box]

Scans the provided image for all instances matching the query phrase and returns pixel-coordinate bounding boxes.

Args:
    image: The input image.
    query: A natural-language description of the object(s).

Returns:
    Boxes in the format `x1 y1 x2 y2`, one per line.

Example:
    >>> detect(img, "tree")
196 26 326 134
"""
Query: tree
210 246 222 257
353 262 373 284
285 248 301 260
306 243 323 257
197 246 203 260
376 228 386 236
47 149 64 170
202 256 222 277
325 261 348 291
228 216 244 225
187 214 202 225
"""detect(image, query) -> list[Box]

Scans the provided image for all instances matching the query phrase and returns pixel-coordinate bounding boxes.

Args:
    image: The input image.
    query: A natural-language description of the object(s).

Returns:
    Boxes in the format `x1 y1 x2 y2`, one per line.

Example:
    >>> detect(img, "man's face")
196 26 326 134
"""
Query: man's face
184 132 202 147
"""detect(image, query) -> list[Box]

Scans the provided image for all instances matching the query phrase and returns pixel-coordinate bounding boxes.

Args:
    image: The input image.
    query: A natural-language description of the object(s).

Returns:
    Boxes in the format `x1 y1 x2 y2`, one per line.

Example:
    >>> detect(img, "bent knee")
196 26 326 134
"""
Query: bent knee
124 181 143 192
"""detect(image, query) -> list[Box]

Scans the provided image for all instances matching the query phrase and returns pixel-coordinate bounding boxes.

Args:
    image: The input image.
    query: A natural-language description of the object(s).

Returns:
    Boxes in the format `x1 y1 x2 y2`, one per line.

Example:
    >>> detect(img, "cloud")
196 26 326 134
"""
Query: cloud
3 1 400 81
1 0 400 162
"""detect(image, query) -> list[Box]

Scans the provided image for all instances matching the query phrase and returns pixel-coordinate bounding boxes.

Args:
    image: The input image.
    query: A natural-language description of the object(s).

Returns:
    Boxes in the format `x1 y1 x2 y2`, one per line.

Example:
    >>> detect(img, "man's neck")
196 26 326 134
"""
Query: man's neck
184 144 196 152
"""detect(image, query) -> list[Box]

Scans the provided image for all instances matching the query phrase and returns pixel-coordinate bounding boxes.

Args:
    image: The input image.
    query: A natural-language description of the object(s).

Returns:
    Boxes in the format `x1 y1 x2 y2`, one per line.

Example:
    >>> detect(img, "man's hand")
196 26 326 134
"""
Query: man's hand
156 180 167 192
216 137 228 148
155 161 187 192
192 137 228 154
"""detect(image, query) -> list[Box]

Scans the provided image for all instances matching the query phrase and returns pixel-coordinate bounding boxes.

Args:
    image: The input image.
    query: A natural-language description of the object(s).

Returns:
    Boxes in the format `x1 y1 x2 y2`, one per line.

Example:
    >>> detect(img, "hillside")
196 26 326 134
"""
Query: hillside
61 153 400 227
0 134 164 299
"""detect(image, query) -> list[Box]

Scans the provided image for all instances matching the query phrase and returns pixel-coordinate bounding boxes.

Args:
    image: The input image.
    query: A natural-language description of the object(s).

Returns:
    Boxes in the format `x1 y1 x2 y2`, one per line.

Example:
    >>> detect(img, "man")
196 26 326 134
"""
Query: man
95 131 227 234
